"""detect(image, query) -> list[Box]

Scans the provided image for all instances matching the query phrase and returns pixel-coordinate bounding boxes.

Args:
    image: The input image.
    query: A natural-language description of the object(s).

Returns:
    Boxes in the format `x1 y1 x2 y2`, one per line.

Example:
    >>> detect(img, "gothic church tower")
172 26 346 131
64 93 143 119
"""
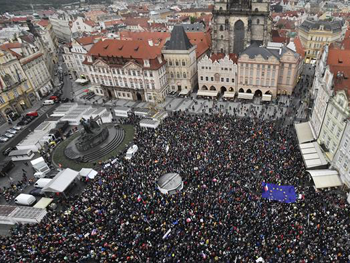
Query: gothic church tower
212 0 272 54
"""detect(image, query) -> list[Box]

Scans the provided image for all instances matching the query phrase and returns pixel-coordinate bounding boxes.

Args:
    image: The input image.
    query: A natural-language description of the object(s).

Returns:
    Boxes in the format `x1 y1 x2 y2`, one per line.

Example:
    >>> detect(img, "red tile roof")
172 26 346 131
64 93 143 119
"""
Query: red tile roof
0 42 23 58
84 19 97 27
210 53 238 63
87 39 162 60
104 20 123 28
327 48 350 102
76 35 101 46
124 17 150 29
37 19 50 27
119 31 211 59
21 52 43 65
187 31 211 58
292 37 305 58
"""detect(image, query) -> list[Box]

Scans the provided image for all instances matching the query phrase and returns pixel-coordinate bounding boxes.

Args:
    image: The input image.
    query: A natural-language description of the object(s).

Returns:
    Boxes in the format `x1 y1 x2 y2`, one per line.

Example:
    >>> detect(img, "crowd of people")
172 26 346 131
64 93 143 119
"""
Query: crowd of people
1 113 349 262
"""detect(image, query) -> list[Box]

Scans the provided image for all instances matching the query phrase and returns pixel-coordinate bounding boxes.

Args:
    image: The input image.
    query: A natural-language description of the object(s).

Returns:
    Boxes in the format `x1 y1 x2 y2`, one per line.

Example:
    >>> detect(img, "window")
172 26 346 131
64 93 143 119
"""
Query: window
226 78 229 82
200 76 203 80
176 61 179 66
211 77 214 81
232 78 234 83
221 78 224 82
257 19 260 24
182 60 185 66
169 61 173 66
0 96 4 104
220 25 224 31
183 72 187 78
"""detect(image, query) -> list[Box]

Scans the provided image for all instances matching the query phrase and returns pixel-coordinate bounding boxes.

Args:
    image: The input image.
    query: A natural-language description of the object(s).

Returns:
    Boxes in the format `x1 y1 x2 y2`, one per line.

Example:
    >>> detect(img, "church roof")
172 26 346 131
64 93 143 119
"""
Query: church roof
241 44 276 59
165 25 193 50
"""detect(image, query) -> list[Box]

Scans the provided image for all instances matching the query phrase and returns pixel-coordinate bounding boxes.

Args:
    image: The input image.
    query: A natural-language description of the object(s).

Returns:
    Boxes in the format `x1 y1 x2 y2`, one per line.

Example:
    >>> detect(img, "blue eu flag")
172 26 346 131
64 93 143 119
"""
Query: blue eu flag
261 182 297 203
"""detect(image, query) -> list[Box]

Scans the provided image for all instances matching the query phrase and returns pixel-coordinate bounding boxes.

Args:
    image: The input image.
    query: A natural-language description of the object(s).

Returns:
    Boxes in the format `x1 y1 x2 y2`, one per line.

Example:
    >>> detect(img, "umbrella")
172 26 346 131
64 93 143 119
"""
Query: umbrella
83 89 90 92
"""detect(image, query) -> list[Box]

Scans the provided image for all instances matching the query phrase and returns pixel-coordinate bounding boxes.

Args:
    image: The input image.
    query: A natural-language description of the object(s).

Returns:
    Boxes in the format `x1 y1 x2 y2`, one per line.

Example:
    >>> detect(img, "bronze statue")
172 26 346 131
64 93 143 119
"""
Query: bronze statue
80 118 93 134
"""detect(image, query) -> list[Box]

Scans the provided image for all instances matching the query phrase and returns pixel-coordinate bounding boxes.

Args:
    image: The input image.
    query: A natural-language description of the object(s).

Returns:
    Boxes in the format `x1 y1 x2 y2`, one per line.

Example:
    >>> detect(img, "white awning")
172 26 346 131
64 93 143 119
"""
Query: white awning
79 168 98 179
223 92 236 98
179 89 190 95
295 122 316 144
299 142 328 169
197 90 219 97
262 94 272 101
238 92 254 100
307 170 342 189
42 168 79 193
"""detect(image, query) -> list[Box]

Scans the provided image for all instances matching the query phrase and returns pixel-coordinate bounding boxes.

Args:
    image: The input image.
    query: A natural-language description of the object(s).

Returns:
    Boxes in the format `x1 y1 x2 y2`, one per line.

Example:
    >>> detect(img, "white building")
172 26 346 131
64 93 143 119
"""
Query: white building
310 45 333 137
197 53 237 96
318 89 350 161
49 13 72 42
333 121 350 188
71 17 99 34
162 25 197 93
63 36 101 78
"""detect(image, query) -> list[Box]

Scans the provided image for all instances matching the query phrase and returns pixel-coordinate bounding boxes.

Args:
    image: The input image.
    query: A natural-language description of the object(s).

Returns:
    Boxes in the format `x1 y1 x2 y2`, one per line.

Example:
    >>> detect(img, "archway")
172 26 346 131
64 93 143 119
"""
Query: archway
210 86 216 91
254 90 262 97
246 89 252 93
202 85 208 90
239 88 244 93
265 91 272 95
229 87 234 92
221 86 227 94
136 92 142 101
234 20 245 54
107 89 112 98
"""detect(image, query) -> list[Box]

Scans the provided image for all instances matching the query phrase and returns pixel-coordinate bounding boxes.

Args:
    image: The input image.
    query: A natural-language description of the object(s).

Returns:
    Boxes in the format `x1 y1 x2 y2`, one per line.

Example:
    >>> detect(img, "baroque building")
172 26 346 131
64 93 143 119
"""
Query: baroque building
212 0 272 54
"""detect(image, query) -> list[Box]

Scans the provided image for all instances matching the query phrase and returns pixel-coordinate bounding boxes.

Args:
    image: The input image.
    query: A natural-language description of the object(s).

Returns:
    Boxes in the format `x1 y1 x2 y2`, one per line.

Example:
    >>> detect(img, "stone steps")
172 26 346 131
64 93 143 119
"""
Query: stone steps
82 128 125 162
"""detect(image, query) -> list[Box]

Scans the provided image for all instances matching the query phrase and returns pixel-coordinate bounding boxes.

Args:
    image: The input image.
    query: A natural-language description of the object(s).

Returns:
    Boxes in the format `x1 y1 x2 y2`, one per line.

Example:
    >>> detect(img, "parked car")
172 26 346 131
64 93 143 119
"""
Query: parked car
3 146 15 156
12 126 22 131
4 133 15 138
26 111 39 117
29 188 46 197
0 136 9 142
7 129 17 134
61 98 69 103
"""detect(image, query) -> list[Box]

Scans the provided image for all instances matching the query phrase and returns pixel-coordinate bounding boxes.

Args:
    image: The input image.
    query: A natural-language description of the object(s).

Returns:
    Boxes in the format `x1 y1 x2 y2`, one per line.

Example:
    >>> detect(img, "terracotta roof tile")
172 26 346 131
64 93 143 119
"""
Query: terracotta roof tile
87 39 162 60
210 53 238 63
76 35 101 46
37 19 50 27
292 37 305 58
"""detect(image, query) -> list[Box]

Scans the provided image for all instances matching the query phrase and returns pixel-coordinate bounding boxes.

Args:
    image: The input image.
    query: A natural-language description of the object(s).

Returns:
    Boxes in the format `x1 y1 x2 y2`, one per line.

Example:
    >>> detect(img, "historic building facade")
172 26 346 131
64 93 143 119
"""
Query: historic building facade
0 49 37 124
212 0 272 54
83 39 168 102
197 53 237 94
236 42 302 98
162 26 197 92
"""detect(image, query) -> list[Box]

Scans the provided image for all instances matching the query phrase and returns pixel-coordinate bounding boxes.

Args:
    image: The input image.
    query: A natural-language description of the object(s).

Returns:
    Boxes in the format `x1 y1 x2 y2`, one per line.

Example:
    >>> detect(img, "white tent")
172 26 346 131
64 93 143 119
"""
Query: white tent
238 92 254 100
262 94 272 101
307 170 342 189
42 168 79 193
299 142 328 169
79 168 98 179
223 92 236 98
197 90 219 97
295 122 316 144
140 119 160 129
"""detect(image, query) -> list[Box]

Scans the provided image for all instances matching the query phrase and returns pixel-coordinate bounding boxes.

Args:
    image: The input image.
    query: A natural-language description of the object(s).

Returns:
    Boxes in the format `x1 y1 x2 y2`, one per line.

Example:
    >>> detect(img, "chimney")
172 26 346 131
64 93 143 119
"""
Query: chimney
148 39 153 46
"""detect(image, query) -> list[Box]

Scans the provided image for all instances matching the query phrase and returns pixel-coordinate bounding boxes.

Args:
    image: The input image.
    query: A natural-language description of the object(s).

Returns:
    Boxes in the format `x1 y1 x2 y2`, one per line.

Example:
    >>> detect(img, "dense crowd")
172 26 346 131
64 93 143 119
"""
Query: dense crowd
1 113 349 262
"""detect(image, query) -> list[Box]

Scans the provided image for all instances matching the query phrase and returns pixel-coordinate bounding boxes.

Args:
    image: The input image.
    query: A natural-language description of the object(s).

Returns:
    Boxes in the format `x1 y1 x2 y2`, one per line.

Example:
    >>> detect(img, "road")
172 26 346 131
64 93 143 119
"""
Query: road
0 104 59 160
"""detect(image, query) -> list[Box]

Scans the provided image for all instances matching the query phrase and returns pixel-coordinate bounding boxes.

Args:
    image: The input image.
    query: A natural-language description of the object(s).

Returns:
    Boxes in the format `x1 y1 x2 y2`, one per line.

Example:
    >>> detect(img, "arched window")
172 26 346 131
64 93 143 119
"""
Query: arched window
170 72 174 78
257 19 260 24
177 72 180 78
220 25 224 31
255 8 259 12
221 35 224 39
175 60 179 66
182 60 185 66
169 60 173 66
221 48 224 53
183 72 187 78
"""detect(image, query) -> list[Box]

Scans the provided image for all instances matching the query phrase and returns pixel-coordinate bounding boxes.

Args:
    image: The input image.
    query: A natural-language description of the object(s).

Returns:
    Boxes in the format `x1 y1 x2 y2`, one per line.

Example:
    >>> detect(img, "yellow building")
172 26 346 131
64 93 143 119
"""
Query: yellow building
0 49 37 124
298 19 347 63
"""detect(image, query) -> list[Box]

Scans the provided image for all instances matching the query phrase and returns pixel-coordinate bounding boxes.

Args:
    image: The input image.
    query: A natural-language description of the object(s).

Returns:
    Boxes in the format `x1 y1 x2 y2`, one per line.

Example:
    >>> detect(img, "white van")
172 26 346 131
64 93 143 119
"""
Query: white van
34 178 52 188
43 100 54 105
15 194 36 206
125 145 138 160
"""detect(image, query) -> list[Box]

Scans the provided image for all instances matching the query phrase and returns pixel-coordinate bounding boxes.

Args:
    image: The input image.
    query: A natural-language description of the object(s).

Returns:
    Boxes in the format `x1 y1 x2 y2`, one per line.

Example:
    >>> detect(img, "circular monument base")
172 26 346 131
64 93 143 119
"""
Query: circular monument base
64 125 125 163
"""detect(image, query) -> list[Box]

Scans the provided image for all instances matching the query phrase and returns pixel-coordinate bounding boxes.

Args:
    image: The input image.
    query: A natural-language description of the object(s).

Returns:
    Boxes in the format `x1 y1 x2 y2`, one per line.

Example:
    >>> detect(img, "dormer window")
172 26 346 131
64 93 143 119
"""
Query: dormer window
144 59 150 67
